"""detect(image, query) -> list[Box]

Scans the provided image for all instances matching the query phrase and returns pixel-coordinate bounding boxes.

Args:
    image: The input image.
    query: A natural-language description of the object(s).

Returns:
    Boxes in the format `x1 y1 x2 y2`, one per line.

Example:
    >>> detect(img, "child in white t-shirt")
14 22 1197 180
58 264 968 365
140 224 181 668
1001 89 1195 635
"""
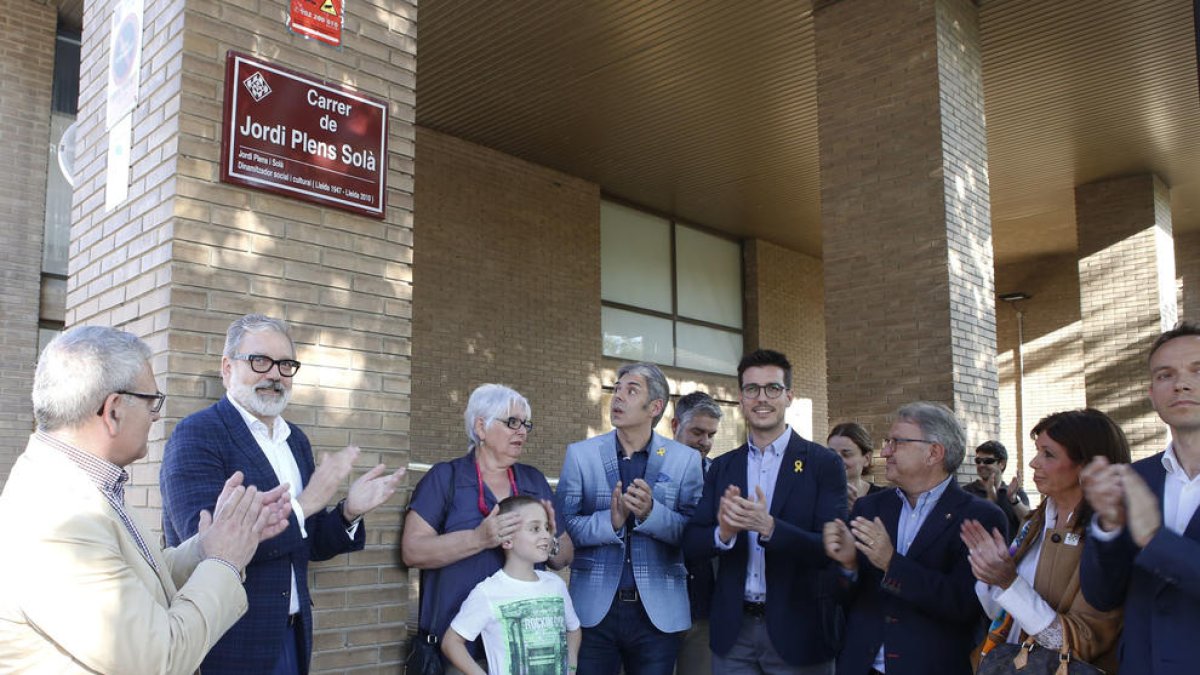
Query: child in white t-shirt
443 495 581 675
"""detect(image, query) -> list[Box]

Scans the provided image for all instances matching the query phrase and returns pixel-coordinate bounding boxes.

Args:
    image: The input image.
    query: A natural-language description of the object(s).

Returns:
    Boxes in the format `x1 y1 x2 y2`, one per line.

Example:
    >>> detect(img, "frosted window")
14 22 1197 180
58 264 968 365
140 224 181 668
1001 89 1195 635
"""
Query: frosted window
601 201 672 312
676 323 742 375
43 112 74 276
602 306 674 365
676 225 741 328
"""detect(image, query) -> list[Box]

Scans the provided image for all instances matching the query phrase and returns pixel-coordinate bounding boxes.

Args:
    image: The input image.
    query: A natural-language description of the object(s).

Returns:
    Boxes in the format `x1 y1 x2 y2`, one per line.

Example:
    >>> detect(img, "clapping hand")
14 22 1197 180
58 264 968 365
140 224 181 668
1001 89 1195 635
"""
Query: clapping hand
849 516 894 571
823 519 857 570
961 519 1017 588
343 462 406 521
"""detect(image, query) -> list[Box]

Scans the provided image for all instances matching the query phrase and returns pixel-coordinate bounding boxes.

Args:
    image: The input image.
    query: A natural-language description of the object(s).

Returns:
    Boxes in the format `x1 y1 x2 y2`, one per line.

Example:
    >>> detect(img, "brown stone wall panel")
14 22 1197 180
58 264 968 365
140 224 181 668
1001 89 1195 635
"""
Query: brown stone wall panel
0 4 55 484
411 128 602 475
1076 174 1173 458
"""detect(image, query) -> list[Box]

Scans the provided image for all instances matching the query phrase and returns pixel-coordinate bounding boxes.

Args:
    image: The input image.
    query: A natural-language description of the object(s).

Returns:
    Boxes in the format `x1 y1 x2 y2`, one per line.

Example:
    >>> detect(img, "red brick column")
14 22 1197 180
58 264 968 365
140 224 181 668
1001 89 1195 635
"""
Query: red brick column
0 4 55 486
816 0 999 453
1076 174 1175 458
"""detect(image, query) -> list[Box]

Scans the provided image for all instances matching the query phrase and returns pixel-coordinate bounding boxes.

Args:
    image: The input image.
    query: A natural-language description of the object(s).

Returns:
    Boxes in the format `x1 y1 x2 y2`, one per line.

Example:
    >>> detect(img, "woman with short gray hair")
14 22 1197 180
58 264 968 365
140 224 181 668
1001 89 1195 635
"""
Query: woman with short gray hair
401 383 573 672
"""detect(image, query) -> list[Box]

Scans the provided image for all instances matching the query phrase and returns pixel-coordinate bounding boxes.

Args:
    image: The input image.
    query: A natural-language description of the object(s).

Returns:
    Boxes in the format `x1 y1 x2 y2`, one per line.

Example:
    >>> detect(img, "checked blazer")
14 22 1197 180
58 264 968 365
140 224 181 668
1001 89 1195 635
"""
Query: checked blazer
160 396 364 675
554 430 704 633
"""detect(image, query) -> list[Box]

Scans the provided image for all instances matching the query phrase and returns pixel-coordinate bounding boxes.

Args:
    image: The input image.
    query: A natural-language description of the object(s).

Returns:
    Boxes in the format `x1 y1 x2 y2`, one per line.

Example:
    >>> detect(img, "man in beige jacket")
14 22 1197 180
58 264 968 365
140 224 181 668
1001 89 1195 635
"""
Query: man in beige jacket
0 325 291 674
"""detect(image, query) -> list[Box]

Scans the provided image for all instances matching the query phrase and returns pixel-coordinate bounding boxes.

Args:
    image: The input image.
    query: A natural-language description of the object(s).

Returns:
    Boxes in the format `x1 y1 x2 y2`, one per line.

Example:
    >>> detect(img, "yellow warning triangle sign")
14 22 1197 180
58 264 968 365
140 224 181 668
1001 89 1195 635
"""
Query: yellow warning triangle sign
320 0 337 15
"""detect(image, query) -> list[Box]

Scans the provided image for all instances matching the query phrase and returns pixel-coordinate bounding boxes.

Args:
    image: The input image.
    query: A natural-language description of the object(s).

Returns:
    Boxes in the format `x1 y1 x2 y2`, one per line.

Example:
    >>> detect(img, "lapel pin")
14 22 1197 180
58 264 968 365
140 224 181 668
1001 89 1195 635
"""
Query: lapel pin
794 460 804 473
945 512 952 520
656 447 666 457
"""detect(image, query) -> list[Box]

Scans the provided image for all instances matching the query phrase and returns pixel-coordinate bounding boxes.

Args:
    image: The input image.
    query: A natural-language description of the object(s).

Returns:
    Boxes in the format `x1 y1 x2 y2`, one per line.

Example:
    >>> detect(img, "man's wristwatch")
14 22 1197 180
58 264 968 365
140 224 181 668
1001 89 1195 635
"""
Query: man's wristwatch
549 536 561 559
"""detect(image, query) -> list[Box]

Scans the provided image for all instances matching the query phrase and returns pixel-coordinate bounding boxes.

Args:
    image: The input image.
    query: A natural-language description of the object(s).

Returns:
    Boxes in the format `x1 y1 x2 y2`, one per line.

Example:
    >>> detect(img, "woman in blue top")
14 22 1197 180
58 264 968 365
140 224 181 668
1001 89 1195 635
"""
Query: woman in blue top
402 383 573 669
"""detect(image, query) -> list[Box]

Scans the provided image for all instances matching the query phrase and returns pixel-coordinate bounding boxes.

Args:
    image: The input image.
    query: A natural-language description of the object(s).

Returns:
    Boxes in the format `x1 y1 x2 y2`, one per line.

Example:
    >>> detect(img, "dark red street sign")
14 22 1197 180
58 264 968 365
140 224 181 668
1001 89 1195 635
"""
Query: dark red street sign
219 51 388 219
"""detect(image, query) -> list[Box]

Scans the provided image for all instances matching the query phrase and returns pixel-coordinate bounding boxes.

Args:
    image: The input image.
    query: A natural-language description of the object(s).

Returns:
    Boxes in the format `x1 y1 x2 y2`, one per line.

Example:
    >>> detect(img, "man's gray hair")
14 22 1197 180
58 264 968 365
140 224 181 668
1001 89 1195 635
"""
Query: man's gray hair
616 362 670 426
895 401 966 474
674 391 722 428
32 326 151 432
223 313 294 358
464 384 532 449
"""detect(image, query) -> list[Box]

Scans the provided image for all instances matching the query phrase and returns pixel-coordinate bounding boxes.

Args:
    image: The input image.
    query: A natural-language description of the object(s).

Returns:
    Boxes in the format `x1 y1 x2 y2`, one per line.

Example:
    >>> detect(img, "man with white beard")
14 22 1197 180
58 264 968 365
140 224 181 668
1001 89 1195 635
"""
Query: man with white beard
160 314 404 675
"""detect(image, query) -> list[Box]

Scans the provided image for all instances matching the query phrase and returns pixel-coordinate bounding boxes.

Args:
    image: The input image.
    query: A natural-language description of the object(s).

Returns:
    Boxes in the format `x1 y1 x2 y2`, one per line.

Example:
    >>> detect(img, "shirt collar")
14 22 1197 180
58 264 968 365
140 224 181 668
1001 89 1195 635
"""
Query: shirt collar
616 432 654 459
1162 442 1200 482
748 425 791 457
226 393 289 442
35 430 129 496
895 473 953 509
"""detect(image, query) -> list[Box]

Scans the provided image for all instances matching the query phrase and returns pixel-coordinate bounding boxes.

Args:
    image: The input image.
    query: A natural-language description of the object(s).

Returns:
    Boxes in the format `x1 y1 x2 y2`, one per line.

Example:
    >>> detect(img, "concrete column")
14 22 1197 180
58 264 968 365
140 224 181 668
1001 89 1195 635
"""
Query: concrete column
1176 230 1200 321
73 0 416 670
0 4 56 485
816 0 999 453
1076 174 1175 458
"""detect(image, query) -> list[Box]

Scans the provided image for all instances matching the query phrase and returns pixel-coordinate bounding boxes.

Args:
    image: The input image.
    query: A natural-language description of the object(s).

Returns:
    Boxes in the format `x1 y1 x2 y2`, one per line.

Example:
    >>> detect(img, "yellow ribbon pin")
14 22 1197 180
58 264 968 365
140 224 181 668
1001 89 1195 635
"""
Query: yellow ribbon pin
656 447 666 456
794 460 804 473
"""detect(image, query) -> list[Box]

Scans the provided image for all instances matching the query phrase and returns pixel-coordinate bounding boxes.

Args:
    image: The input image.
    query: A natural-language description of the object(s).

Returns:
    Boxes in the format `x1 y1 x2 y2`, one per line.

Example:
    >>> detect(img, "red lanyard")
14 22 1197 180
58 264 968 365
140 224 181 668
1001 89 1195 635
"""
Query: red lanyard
475 460 518 516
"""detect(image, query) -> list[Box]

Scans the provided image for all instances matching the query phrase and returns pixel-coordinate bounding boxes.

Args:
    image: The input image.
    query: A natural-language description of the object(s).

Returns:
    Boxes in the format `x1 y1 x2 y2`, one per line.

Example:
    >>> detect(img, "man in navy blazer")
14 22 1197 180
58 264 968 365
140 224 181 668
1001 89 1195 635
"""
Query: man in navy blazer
684 349 848 674
823 401 1006 675
555 362 704 675
1080 320 1200 675
161 314 404 675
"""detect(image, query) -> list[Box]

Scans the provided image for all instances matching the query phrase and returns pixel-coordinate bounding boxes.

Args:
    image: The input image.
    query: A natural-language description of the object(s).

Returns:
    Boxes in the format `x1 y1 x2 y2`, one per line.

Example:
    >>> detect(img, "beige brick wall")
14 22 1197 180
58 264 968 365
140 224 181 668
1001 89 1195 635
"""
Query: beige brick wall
1076 174 1173 459
411 127 602 474
745 238 828 442
816 0 999 456
0 3 55 486
994 254 1086 497
71 1 417 671
1177 230 1200 321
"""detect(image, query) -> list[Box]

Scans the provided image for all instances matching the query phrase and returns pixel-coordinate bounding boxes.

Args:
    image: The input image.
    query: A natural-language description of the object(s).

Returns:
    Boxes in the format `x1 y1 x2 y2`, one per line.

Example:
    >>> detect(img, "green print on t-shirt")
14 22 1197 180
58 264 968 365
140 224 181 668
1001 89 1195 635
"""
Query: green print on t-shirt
497 596 568 675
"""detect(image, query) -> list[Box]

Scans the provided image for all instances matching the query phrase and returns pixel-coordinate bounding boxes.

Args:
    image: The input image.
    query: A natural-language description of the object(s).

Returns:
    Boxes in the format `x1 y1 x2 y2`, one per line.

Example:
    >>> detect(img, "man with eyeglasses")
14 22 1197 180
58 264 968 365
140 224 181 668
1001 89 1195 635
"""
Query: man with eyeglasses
684 349 847 674
0 325 292 673
160 313 405 675
963 440 1029 537
823 402 1007 675
555 362 704 675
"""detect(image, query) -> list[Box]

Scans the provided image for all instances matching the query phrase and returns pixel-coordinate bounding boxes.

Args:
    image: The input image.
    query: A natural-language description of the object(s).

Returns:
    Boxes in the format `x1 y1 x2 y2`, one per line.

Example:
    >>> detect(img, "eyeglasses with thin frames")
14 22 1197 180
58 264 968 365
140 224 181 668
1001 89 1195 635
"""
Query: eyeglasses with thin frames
232 353 301 377
882 436 935 448
740 383 788 399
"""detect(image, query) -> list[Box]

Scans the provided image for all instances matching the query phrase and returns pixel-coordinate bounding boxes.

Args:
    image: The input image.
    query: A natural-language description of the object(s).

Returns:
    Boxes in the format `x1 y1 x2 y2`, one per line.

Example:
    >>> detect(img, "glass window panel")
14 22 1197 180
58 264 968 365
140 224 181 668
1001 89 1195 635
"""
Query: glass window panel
675 225 742 328
602 306 674 365
42 112 74 276
676 323 741 375
601 201 672 313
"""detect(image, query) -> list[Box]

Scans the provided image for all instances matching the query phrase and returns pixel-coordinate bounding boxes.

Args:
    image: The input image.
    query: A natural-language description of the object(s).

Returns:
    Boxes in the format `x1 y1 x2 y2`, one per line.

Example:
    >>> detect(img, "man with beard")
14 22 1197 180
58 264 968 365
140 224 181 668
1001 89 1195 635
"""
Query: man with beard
684 349 847 674
555 362 704 675
160 314 405 675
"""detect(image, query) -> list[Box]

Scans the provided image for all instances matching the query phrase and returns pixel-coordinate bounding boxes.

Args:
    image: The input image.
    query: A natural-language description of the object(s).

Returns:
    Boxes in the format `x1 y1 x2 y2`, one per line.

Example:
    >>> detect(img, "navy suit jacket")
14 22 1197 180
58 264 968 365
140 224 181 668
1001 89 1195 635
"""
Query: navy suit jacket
836 480 1006 675
683 431 848 666
1080 452 1200 675
160 397 365 675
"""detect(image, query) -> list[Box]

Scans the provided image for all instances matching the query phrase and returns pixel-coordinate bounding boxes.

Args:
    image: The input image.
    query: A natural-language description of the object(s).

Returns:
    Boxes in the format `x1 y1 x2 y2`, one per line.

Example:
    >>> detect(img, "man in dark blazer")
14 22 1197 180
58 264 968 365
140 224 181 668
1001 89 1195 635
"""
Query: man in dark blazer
684 350 848 674
1080 320 1200 675
161 314 404 675
823 401 1006 675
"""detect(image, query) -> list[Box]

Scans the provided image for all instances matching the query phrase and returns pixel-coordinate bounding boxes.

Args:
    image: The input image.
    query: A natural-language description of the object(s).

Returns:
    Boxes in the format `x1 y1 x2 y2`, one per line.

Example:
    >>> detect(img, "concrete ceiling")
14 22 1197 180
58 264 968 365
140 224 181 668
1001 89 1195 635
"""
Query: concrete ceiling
417 0 1200 265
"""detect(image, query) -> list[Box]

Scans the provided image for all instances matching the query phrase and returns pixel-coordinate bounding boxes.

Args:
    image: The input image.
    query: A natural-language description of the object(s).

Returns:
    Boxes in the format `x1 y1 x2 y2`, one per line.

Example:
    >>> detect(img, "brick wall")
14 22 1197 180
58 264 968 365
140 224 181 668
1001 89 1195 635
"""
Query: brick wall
411 128 602 475
1076 174 1173 459
995 254 1086 497
72 1 417 671
0 3 55 486
816 0 999 455
1177 230 1200 321
745 238 828 441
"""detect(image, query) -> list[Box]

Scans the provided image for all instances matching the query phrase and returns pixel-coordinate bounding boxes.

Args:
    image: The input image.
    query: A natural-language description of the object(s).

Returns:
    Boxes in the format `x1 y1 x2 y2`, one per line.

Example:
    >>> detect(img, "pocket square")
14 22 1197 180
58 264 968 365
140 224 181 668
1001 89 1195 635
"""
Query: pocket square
656 472 671 483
